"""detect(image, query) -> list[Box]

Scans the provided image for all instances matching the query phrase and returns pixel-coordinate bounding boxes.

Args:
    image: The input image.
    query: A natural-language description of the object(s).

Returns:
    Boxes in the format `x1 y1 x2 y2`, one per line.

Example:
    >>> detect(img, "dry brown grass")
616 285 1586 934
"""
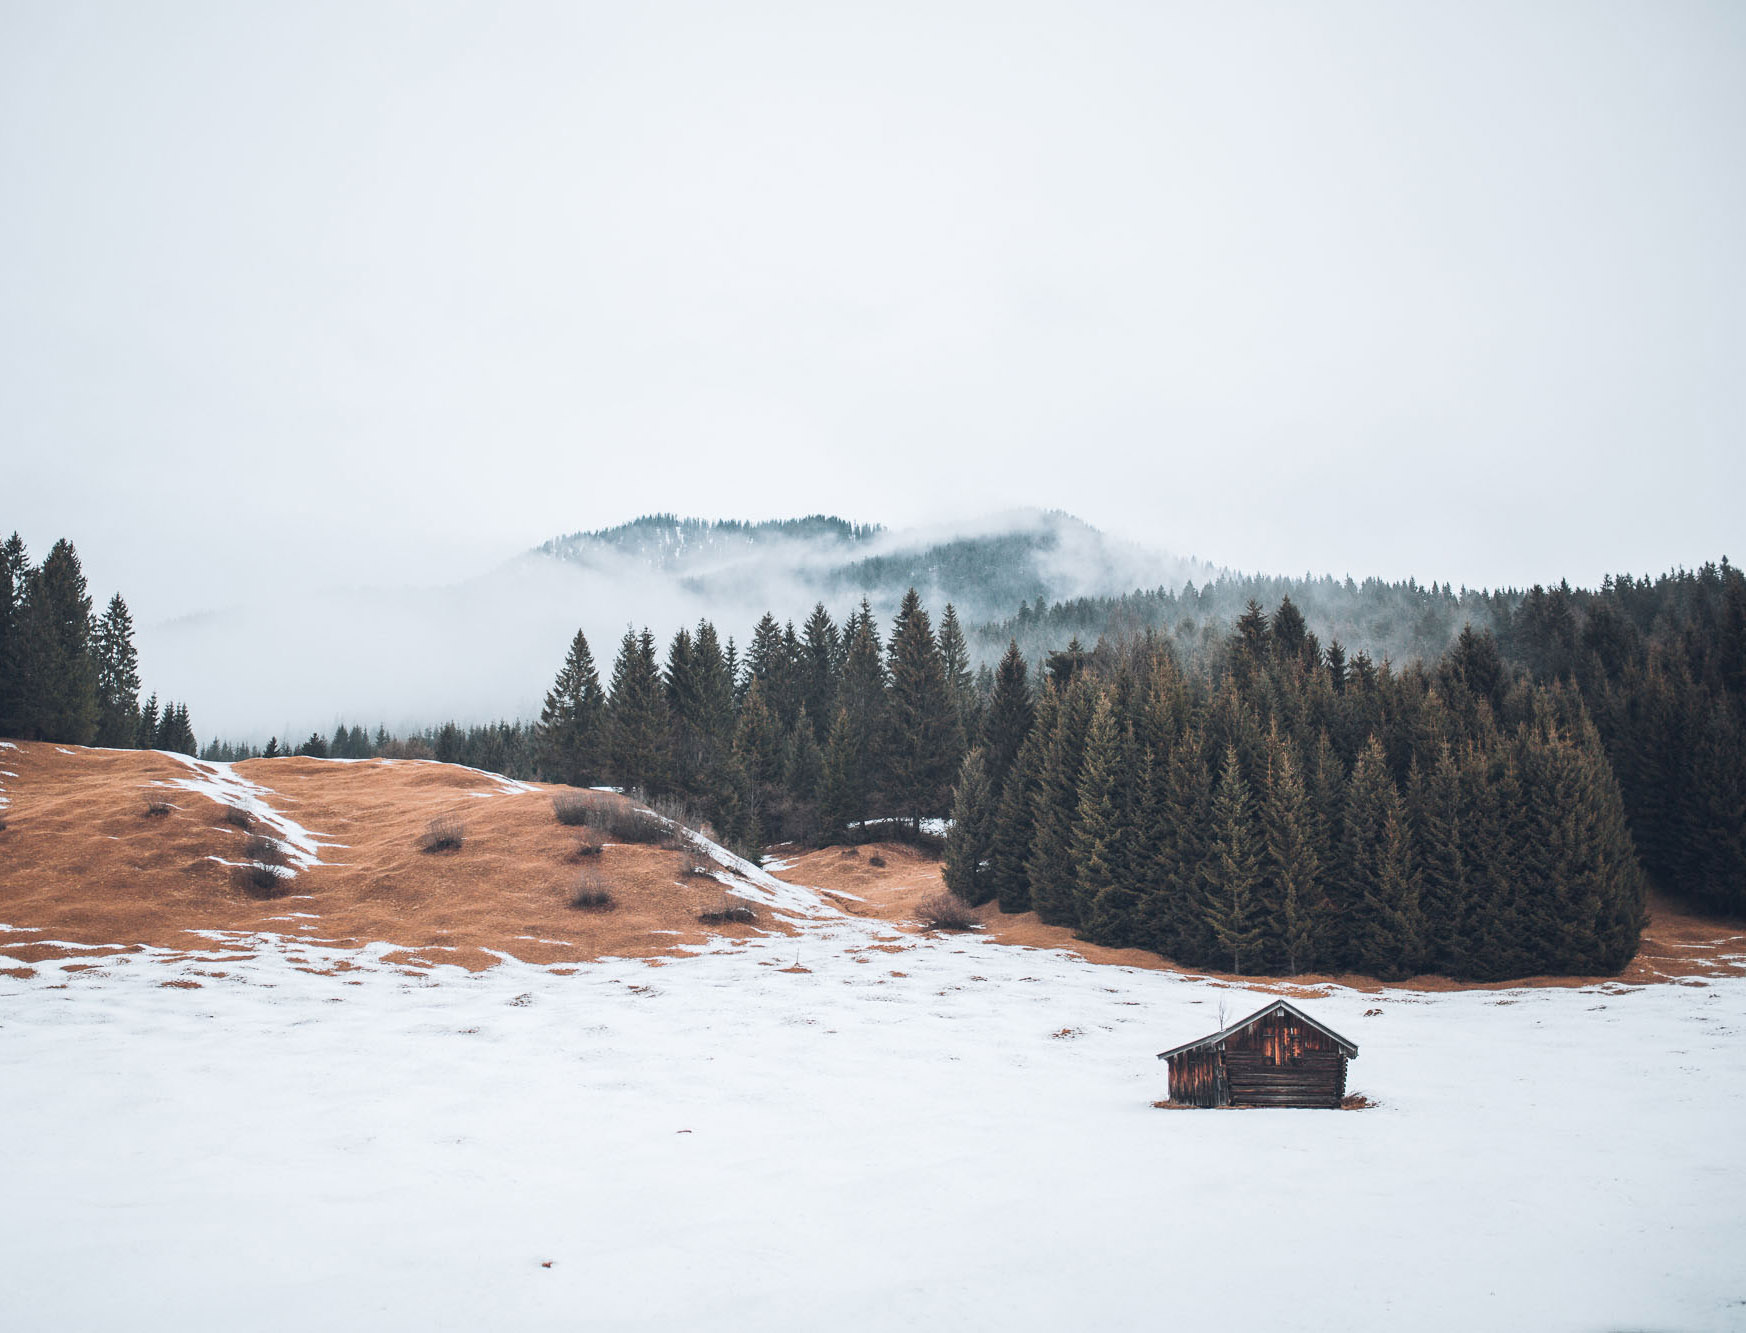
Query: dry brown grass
0 744 802 972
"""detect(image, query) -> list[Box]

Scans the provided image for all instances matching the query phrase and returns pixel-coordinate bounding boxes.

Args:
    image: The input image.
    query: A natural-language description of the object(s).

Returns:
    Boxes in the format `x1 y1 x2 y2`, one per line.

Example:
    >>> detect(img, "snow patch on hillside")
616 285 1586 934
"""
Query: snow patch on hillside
155 754 335 870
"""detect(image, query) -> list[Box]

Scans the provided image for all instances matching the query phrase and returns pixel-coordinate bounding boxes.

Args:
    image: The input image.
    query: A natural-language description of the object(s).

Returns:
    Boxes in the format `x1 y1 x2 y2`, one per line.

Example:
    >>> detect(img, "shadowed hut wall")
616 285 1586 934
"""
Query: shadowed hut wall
1166 1046 1224 1107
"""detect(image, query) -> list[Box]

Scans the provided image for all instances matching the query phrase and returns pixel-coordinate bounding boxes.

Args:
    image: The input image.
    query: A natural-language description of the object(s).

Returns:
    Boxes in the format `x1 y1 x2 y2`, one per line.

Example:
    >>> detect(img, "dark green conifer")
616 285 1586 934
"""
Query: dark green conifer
1204 744 1265 974
538 628 606 787
943 747 996 904
606 627 670 792
93 594 142 747
885 589 962 830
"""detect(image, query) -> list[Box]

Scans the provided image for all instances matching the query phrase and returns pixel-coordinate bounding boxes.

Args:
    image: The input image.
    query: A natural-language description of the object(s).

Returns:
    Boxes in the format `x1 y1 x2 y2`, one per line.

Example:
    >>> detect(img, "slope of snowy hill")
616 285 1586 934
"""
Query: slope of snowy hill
3 746 1743 1331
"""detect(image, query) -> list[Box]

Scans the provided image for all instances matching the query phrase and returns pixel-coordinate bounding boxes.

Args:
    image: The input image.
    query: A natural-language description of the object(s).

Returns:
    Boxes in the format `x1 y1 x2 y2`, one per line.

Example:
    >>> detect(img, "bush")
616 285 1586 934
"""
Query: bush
917 891 978 931
552 792 597 826
421 818 465 853
867 854 886 868
222 804 254 829
698 894 758 926
230 861 288 899
552 790 681 846
242 833 288 865
570 838 603 859
143 800 173 818
569 865 616 911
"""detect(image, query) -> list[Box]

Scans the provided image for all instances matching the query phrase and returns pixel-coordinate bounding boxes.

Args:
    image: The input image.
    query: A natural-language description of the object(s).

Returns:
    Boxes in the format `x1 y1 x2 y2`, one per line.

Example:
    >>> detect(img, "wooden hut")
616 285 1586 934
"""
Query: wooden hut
1156 999 1358 1108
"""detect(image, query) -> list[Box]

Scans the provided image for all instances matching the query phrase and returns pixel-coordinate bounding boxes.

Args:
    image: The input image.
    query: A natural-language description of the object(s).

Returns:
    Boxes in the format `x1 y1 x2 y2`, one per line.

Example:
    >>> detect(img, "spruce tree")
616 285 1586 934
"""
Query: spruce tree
12 539 99 743
1074 697 1137 944
942 747 996 904
0 532 29 736
538 628 606 787
800 603 842 730
981 640 1034 792
1204 744 1265 974
605 627 670 793
1260 728 1320 974
989 686 1055 914
1027 677 1094 926
884 589 962 830
785 708 825 805
93 593 142 747
937 603 979 741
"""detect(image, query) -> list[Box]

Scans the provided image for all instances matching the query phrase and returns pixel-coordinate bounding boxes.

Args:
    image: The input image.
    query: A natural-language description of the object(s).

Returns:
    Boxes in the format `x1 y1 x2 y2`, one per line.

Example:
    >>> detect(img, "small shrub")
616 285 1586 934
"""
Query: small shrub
242 834 287 865
684 862 716 878
0 814 8 833
143 800 173 818
421 818 464 853
230 861 288 898
1340 1093 1378 1110
840 846 860 859
222 804 254 830
867 854 886 868
917 891 978 931
571 838 603 859
568 864 615 910
698 894 757 926
552 792 597 827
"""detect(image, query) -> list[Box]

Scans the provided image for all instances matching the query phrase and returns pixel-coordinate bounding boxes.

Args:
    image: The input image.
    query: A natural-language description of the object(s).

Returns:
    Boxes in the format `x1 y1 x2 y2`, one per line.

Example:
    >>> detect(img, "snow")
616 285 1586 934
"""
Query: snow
156 754 337 871
2 875 1743 1328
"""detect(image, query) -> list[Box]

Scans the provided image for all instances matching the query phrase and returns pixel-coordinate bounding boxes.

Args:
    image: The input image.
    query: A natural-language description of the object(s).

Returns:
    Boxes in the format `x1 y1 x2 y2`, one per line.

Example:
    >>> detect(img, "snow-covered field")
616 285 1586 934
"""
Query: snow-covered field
4 898 1744 1331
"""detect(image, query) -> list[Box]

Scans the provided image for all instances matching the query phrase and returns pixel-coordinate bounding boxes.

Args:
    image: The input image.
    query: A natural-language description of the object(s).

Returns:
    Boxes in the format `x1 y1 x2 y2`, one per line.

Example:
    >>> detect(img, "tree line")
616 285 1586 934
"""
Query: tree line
0 533 194 753
945 603 1646 980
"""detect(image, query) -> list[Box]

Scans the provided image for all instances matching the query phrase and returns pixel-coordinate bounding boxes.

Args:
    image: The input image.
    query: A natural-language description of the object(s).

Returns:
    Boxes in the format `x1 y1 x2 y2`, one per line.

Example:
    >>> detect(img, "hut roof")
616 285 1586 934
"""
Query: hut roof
1154 998 1359 1062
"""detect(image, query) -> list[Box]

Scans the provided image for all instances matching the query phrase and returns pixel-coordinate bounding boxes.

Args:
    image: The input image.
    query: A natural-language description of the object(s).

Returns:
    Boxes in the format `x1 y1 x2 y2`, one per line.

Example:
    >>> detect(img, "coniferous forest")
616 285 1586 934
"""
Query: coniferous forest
0 532 195 754
11 522 1743 981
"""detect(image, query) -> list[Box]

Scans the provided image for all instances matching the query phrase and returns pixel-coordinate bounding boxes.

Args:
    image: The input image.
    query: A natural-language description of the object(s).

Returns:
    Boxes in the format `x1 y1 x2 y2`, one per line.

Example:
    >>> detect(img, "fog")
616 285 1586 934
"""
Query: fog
5 2 1743 738
134 510 1215 741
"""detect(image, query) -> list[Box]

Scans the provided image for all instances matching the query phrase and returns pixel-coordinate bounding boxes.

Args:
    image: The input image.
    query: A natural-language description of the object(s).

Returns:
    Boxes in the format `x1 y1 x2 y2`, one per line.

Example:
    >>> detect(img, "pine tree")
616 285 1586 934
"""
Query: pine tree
942 747 996 904
800 603 842 730
785 708 825 805
1027 677 1094 926
885 589 962 830
1075 697 1138 944
1145 730 1214 963
1410 744 1466 973
606 627 670 792
989 686 1055 914
819 706 865 841
981 640 1034 792
937 603 979 742
92 593 142 747
1337 735 1424 976
1260 729 1320 974
538 628 606 787
1204 744 1265 974
0 532 29 737
12 539 99 743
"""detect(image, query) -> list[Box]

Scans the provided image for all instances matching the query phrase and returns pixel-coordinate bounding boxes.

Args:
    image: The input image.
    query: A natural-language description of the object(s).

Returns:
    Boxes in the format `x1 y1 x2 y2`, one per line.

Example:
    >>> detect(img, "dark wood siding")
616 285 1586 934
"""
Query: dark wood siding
1166 1046 1225 1107
1163 1005 1349 1108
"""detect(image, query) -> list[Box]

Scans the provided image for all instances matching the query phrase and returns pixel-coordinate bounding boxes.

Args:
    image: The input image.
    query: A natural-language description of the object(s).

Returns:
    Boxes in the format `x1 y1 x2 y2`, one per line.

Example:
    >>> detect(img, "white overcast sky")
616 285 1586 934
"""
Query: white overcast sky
4 0 1743 622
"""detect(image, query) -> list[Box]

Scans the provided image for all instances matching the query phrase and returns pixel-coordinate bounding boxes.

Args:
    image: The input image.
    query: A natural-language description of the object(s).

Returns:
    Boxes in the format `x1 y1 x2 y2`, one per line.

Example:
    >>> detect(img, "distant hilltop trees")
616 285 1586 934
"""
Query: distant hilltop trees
0 532 194 753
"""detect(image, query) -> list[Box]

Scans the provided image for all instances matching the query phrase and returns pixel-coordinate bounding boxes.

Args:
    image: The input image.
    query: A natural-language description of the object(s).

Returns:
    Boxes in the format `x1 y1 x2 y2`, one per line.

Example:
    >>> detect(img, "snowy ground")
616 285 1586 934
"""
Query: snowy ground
4 901 1744 1331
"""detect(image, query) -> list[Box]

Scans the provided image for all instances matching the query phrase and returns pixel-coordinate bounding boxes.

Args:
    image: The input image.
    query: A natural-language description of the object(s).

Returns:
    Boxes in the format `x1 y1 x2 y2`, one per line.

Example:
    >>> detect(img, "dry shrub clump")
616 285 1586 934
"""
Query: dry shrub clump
421 818 465 853
698 894 758 926
552 791 681 847
551 792 598 827
222 804 254 829
1340 1093 1378 1110
143 799 174 818
231 833 292 898
917 892 978 931
568 864 616 911
242 834 288 866
867 853 886 868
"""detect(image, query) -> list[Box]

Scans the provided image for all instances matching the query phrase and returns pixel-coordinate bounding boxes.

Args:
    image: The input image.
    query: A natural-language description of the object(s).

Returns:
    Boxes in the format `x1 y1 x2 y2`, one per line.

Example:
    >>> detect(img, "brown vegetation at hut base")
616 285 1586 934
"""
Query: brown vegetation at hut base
0 743 790 973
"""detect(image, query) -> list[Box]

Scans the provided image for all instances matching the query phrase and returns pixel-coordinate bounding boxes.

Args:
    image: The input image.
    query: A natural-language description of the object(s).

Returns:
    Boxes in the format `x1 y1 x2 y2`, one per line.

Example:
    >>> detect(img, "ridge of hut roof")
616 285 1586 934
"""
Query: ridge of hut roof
1154 997 1359 1061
